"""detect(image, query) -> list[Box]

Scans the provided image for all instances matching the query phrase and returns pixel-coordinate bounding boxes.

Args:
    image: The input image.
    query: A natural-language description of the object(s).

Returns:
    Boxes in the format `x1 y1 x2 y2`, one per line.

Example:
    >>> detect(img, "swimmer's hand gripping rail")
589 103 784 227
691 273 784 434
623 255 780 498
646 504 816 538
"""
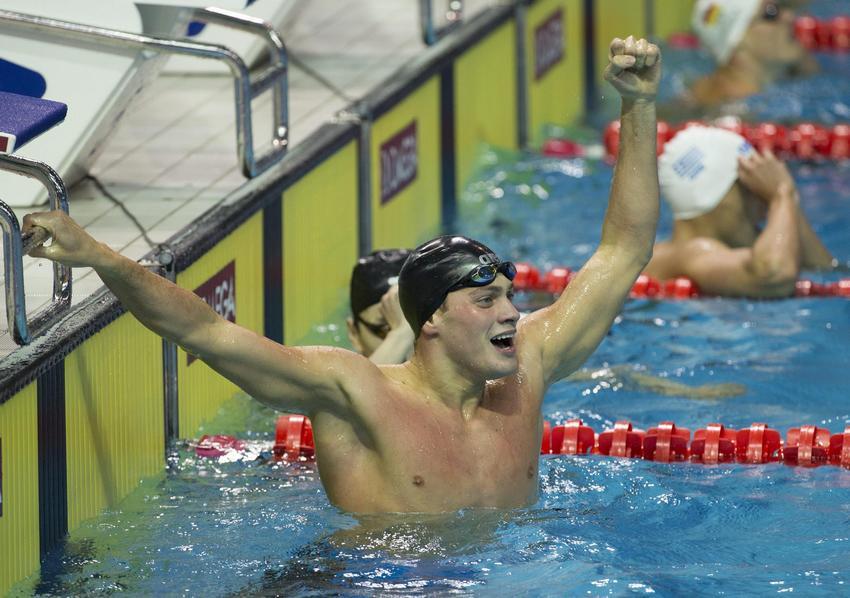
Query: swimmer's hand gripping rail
0 7 289 178
0 154 72 345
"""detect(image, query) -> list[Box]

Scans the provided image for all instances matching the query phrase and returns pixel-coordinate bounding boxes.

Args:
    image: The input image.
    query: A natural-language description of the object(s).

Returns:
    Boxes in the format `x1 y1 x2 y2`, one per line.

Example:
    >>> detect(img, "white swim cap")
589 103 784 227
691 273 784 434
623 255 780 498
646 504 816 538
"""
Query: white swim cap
692 0 761 64
659 126 754 220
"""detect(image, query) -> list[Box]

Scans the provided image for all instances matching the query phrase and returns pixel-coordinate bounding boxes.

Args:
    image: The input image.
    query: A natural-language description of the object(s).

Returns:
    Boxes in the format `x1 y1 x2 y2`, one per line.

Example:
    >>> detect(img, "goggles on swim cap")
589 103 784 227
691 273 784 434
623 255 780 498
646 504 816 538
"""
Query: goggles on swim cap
398 235 515 335
447 261 517 292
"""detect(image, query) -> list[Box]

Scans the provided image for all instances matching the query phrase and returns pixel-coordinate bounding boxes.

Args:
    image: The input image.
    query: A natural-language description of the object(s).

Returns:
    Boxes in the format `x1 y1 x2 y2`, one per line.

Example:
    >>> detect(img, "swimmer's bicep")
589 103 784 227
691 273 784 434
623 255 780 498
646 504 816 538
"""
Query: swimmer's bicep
194 321 361 414
681 245 787 297
522 253 634 384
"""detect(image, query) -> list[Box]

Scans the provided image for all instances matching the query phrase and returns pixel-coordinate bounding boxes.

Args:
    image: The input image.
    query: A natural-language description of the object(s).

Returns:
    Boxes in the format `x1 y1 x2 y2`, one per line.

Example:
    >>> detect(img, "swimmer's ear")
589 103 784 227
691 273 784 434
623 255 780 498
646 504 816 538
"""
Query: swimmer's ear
346 317 364 354
419 316 440 339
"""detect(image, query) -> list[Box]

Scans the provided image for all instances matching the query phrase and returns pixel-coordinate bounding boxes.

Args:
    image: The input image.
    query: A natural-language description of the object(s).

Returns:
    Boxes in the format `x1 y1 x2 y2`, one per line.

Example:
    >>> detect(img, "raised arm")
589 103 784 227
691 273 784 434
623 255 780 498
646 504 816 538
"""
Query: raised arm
519 36 661 387
24 210 368 417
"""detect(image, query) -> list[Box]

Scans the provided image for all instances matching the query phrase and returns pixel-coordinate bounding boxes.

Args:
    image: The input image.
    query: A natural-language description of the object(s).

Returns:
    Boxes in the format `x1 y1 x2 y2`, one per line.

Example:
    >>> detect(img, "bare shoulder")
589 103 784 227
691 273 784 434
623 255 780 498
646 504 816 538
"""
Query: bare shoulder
645 240 682 278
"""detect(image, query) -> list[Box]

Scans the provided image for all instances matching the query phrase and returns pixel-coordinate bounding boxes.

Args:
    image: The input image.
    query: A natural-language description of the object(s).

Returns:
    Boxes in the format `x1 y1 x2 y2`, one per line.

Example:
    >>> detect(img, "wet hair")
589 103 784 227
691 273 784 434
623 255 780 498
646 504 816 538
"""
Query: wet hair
349 249 411 317
398 235 508 335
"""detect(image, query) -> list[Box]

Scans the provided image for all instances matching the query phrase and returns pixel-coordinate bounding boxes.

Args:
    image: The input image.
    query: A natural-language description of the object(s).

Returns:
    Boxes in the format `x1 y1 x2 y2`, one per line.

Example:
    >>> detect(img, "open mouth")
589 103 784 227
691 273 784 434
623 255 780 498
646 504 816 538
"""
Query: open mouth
490 331 516 352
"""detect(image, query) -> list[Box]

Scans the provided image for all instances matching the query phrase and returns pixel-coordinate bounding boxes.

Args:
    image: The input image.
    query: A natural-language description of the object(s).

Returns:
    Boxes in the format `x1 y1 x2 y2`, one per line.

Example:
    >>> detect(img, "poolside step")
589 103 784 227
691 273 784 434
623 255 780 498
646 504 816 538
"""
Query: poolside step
0 91 67 153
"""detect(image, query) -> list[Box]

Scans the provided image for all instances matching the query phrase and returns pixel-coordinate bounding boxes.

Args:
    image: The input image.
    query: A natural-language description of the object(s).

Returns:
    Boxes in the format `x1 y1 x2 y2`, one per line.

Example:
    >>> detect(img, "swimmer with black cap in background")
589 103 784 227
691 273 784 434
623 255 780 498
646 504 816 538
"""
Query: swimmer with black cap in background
347 249 414 364
24 35 662 514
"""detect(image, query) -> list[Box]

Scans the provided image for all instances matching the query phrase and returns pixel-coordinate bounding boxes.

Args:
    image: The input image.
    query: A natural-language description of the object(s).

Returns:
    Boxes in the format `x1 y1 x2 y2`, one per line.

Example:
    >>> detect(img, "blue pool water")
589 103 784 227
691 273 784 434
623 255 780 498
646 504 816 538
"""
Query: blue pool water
17 9 850 597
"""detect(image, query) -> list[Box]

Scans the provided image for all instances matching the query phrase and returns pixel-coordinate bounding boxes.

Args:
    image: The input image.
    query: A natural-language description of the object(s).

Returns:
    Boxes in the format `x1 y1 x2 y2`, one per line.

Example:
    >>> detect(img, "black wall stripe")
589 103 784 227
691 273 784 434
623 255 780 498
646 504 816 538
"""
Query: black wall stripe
440 64 457 231
37 361 67 560
263 197 284 344
583 0 596 115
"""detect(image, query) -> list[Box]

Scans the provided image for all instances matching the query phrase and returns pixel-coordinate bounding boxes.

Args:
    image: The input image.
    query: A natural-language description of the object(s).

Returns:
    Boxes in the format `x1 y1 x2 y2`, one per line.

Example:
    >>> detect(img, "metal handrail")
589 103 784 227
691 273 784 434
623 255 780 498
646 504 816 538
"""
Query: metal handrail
0 7 288 178
419 0 463 46
0 153 72 345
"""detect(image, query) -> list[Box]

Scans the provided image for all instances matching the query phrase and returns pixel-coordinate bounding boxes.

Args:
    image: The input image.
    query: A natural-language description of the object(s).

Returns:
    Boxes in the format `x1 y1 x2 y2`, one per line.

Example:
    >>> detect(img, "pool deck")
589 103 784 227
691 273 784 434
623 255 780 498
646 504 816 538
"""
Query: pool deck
0 0 495 357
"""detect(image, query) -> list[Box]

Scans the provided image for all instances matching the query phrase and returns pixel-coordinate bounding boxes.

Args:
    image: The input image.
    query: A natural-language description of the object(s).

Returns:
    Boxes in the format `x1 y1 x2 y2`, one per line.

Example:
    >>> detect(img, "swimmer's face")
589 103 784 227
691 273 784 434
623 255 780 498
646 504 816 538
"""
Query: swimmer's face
741 1 805 68
347 303 389 357
433 275 520 379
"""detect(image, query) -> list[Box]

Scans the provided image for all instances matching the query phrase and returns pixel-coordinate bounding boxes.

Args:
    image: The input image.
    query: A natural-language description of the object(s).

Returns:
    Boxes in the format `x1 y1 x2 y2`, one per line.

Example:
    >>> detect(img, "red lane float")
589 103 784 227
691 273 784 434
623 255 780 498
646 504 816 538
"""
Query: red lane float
597 421 645 458
691 423 737 464
543 419 596 455
541 138 585 158
274 414 314 461
197 417 850 470
597 119 850 161
795 16 850 51
195 434 246 458
643 422 691 462
664 17 850 52
546 419 850 468
512 262 850 300
736 423 782 464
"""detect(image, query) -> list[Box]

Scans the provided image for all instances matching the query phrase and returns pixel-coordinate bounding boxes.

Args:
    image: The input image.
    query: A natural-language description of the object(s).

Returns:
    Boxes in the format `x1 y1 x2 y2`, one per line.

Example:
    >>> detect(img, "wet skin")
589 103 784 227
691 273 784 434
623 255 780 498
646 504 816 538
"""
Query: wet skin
23 35 662 516
312 277 543 513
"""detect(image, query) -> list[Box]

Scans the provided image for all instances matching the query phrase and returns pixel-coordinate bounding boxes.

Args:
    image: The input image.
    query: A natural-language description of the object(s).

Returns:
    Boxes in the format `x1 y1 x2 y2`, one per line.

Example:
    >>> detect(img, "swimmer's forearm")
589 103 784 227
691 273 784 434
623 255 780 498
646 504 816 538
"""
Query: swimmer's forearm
795 203 834 269
602 99 659 267
751 190 801 287
368 327 413 365
94 247 218 347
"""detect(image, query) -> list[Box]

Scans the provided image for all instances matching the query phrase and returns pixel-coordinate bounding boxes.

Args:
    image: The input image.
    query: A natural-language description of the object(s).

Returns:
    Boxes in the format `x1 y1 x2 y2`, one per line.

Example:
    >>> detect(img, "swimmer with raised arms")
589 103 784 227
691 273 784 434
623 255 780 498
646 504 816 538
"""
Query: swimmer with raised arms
24 37 661 514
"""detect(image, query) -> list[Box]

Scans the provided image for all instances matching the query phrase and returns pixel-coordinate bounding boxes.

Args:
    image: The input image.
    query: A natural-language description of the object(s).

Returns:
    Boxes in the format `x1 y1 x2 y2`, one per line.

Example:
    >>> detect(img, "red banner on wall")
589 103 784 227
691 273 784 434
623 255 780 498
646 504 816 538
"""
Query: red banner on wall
535 9 565 80
187 261 236 365
380 120 418 204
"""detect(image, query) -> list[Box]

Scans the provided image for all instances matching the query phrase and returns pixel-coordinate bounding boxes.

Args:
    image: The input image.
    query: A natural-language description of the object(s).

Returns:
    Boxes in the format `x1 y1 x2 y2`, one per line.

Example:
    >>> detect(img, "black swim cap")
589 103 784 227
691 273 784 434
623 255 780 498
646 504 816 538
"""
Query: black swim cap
398 235 514 335
350 249 411 316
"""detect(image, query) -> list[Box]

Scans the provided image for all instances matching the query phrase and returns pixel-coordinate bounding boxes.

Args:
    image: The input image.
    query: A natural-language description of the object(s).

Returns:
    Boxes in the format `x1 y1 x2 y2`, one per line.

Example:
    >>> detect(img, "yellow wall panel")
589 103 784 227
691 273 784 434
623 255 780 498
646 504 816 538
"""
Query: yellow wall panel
0 385 40 596
176 212 264 437
65 314 163 531
454 20 518 196
371 76 442 250
653 0 695 39
283 141 359 345
527 0 585 145
594 0 646 82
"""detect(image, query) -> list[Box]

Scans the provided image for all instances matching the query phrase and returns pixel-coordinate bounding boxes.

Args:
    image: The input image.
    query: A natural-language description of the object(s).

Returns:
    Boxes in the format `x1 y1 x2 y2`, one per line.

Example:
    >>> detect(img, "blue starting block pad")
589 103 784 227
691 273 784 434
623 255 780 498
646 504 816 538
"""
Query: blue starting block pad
0 91 67 154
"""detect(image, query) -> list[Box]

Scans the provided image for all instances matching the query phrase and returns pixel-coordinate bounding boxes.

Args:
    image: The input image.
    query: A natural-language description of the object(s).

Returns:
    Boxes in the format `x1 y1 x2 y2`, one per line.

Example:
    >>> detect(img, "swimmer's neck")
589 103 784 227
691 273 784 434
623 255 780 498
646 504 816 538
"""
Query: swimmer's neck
404 353 487 420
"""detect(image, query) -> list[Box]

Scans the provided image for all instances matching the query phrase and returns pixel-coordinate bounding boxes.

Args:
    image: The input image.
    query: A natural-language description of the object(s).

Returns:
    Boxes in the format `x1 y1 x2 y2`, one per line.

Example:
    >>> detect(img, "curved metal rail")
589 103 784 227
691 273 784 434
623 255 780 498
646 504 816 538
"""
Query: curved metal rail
0 153 71 344
0 7 288 177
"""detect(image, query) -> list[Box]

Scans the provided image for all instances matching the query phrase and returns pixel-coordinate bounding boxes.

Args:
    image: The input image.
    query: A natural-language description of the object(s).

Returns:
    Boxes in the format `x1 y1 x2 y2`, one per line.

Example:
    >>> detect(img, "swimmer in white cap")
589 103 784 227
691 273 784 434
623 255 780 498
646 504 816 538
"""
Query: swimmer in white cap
644 125 834 297
689 0 817 106
24 36 663 514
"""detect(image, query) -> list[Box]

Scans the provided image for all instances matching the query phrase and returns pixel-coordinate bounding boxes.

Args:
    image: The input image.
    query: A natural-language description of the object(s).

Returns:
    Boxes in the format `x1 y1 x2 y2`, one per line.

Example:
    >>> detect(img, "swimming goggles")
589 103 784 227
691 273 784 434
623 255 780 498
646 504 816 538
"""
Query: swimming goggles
356 315 391 339
761 2 780 21
448 261 517 292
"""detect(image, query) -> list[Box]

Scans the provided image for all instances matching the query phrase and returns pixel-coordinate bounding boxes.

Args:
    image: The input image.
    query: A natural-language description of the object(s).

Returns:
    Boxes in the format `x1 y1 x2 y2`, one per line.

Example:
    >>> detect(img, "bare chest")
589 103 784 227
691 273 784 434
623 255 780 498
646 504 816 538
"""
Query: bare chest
372 403 541 510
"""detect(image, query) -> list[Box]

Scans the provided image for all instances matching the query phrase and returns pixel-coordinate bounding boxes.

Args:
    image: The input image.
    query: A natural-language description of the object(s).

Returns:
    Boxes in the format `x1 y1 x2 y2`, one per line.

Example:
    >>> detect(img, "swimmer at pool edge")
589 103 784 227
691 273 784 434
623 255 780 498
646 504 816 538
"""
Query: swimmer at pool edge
24 36 662 514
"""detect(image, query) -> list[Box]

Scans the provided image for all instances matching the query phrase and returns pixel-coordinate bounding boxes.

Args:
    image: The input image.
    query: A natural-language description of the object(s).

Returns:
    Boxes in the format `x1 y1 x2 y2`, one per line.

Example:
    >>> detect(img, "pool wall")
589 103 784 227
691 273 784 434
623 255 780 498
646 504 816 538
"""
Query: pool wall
0 1 695 592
